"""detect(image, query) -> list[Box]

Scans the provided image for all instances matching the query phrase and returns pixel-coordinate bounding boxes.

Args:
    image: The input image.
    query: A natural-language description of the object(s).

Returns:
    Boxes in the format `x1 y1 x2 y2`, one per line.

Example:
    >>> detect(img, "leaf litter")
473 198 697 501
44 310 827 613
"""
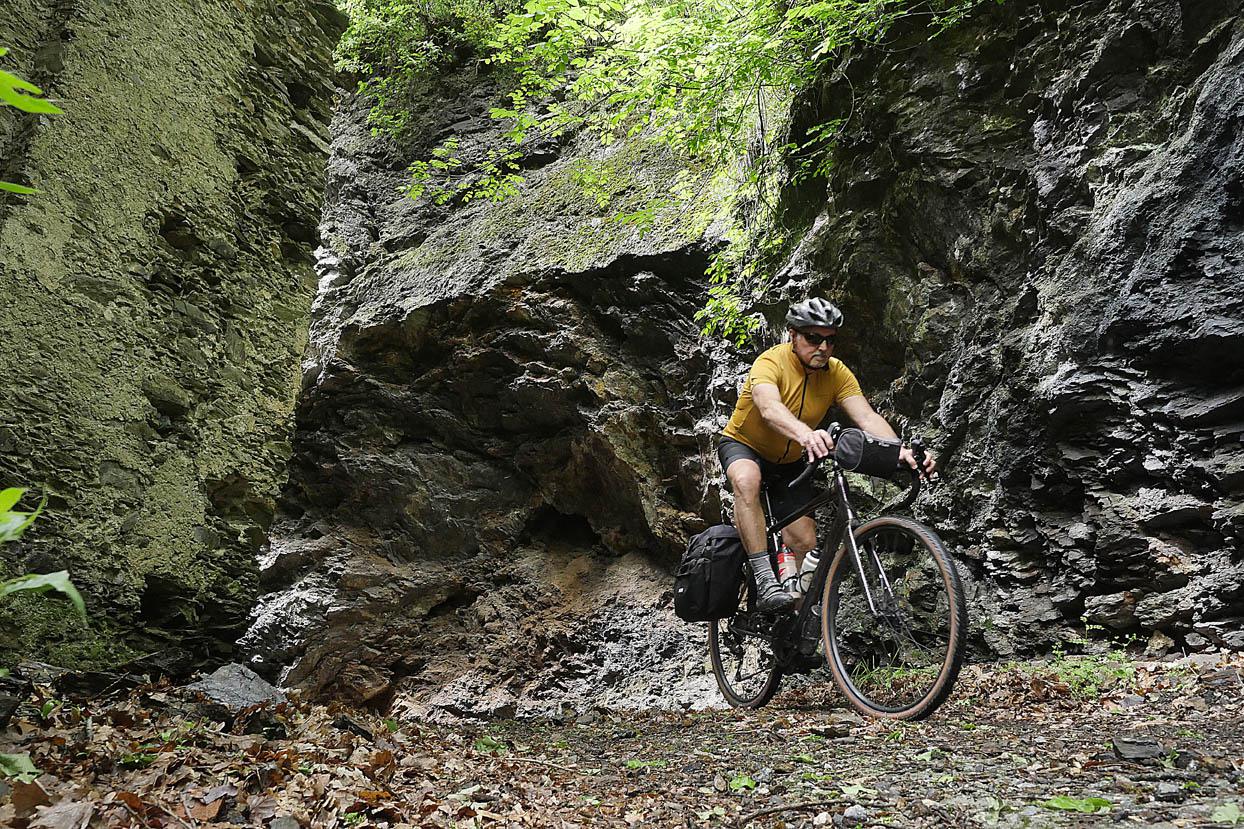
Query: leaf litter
0 654 1239 827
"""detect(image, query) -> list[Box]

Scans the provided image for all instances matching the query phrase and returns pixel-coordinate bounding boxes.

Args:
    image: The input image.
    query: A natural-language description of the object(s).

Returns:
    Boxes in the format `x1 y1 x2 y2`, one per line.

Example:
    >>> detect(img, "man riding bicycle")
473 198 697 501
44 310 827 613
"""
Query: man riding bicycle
718 298 938 634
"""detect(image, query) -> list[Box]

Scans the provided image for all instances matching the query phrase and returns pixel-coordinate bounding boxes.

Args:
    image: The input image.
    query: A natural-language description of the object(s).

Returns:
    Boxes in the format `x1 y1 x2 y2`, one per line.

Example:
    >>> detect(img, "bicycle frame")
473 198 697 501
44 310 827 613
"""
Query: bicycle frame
762 465 893 639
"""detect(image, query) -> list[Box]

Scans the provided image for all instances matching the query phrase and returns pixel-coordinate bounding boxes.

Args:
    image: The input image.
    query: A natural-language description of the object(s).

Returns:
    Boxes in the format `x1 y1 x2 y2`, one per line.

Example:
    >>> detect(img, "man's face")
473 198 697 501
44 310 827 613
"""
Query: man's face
791 326 837 369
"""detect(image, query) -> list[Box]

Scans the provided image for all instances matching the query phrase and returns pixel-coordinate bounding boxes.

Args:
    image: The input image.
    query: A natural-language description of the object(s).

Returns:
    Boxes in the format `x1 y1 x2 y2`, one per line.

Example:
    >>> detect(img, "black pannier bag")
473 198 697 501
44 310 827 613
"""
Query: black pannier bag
674 524 746 622
833 428 903 478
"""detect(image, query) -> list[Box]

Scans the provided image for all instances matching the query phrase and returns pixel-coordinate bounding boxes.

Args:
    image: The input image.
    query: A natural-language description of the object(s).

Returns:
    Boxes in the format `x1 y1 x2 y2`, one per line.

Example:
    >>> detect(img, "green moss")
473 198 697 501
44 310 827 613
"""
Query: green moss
396 128 728 282
0 589 138 670
0 0 341 668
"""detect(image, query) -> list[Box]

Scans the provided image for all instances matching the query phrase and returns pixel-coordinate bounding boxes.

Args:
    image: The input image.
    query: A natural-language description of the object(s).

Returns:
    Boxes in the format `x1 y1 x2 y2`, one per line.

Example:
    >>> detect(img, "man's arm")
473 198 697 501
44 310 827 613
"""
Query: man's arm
838 395 898 439
753 383 834 460
839 395 936 474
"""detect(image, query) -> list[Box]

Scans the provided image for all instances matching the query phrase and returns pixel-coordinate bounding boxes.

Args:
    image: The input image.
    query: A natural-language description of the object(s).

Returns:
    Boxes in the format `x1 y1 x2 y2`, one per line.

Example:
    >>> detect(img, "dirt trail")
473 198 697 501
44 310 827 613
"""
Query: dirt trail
1 655 1241 828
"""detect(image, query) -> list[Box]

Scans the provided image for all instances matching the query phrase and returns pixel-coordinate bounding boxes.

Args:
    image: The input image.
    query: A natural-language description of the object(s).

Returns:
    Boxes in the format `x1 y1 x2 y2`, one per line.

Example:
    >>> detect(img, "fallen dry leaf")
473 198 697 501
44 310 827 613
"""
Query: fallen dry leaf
113 790 145 814
29 800 94 829
247 794 278 821
189 798 223 821
11 781 52 816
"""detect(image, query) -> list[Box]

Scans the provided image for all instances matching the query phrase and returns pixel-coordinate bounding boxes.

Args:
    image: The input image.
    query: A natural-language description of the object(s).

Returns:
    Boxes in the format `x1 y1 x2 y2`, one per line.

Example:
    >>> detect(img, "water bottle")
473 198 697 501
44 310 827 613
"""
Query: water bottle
795 548 822 597
777 544 798 594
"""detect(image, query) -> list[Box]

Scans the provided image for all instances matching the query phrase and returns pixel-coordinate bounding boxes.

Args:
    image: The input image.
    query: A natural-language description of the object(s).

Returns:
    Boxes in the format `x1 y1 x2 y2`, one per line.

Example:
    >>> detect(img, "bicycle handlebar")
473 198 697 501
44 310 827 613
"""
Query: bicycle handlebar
787 424 937 503
787 455 824 490
786 422 844 490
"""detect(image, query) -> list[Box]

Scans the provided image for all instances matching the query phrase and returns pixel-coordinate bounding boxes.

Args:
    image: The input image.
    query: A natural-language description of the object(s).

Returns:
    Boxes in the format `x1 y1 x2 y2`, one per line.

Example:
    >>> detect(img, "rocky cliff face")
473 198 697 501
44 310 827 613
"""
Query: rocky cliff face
248 0 1243 714
240 77 735 714
779 0 1243 655
0 0 344 666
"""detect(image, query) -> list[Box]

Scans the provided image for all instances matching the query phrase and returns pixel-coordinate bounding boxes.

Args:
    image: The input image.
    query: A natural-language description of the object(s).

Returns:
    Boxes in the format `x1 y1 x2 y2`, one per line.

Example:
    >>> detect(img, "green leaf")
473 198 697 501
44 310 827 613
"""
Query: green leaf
792 753 815 764
0 488 24 513
473 735 506 755
1213 803 1244 825
0 68 63 114
0 490 45 542
0 181 37 194
0 752 39 782
0 570 87 619
1040 796 1111 814
729 774 756 791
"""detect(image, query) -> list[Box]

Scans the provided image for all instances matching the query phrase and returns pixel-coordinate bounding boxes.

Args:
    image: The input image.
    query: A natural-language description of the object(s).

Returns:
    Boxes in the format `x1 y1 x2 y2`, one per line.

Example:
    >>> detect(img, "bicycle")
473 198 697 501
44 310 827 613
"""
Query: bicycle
707 424 967 720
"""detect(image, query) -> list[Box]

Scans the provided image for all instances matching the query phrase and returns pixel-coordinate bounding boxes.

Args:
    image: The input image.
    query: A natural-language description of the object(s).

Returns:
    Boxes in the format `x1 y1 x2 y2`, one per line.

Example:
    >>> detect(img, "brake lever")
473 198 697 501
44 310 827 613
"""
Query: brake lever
910 436 938 486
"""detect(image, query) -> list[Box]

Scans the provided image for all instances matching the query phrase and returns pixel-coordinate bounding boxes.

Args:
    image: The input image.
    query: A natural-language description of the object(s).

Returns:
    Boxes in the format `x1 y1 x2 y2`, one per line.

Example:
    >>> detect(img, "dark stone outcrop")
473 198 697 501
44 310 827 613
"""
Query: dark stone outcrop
0 0 345 665
241 85 730 712
184 663 286 718
779 0 1244 654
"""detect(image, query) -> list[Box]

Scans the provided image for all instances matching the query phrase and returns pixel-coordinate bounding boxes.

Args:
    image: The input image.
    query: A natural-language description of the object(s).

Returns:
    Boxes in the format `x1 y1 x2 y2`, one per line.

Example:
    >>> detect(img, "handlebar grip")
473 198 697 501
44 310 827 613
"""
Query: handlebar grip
787 422 839 489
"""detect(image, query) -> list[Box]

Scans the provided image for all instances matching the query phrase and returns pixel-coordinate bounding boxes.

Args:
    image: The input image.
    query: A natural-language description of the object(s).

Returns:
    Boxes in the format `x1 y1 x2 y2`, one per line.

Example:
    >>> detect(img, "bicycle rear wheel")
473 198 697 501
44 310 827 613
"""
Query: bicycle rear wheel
822 516 966 720
709 582 783 708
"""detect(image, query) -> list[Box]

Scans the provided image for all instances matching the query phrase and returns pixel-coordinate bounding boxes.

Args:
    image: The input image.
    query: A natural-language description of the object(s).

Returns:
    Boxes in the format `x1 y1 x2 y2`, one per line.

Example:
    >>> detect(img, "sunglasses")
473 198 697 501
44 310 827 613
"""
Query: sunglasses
797 330 837 347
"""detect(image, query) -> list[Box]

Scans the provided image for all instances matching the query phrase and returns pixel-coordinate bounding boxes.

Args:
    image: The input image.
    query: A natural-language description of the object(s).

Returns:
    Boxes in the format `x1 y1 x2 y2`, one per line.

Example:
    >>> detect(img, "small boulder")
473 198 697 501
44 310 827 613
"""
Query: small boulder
183 663 286 718
1155 781 1185 802
1112 735 1165 762
842 804 869 825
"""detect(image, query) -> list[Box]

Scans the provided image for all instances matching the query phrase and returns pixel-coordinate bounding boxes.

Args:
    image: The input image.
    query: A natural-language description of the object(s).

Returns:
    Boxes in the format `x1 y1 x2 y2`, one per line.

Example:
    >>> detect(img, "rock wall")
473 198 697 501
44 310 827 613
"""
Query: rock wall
778 0 1244 654
0 0 345 667
241 78 734 713
249 0 1243 714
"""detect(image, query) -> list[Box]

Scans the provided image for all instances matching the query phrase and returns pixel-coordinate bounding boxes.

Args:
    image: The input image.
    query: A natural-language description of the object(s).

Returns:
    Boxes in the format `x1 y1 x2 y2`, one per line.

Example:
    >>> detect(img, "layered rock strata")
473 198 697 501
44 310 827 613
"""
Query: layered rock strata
0 0 345 665
780 0 1244 654
241 79 734 713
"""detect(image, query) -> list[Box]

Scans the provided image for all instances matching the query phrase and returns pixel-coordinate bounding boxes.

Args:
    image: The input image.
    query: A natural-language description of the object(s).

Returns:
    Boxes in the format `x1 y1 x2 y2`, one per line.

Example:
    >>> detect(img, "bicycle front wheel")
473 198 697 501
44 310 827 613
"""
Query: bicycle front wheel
822 516 966 720
709 583 783 708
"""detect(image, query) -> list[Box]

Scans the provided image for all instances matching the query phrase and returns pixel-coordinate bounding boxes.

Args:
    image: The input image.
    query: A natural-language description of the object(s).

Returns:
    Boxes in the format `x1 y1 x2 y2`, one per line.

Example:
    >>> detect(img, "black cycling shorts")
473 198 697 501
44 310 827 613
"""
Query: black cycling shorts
717 437 816 521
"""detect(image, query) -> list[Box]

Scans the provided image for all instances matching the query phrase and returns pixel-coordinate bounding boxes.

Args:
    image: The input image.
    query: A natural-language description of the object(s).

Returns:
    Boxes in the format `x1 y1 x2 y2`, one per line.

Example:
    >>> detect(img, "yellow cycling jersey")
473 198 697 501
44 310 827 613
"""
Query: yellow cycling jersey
722 343 863 464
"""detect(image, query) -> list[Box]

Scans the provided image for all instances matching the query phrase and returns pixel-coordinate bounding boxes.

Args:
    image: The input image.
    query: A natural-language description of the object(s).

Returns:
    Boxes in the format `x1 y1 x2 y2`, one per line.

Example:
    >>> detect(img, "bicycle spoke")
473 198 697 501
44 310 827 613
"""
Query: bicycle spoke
709 583 782 708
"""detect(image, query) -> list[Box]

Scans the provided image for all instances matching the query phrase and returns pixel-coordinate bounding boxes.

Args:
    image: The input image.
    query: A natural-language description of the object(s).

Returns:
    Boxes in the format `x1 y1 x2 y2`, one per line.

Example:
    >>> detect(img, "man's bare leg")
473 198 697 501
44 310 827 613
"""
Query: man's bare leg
725 459 768 553
725 459 794 612
782 516 817 560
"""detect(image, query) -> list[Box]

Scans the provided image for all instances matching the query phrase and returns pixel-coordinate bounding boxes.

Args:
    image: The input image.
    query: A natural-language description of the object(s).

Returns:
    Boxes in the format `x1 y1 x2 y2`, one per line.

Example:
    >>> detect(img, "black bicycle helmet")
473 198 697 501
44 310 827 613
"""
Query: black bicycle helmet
785 297 843 329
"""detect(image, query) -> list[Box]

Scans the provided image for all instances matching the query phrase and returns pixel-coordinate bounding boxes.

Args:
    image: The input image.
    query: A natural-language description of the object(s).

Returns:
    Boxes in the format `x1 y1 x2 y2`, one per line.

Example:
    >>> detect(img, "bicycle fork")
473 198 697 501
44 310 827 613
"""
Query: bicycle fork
836 471 898 619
